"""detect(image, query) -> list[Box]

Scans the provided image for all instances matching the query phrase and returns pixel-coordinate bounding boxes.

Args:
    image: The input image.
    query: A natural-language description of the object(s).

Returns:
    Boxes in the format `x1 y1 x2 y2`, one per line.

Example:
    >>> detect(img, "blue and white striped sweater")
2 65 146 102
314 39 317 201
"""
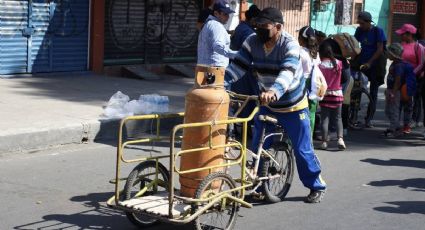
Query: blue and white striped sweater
225 31 306 109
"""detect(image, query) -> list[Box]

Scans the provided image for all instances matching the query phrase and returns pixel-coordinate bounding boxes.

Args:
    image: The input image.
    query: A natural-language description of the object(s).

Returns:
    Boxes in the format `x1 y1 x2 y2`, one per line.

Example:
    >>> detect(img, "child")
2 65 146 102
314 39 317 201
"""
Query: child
384 43 416 137
318 43 346 150
298 26 321 136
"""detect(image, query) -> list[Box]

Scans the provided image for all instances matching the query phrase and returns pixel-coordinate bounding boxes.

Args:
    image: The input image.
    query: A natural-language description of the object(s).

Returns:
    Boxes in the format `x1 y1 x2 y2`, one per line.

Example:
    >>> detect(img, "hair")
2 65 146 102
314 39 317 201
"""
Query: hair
319 43 337 71
298 27 318 59
298 32 318 59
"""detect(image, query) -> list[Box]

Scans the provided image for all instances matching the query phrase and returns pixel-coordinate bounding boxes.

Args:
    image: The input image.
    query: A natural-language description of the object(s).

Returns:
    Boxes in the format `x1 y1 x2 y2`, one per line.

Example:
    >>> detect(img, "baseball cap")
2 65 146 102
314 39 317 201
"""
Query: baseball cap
358 11 373 22
255 7 284 25
213 0 235 15
395 24 417 35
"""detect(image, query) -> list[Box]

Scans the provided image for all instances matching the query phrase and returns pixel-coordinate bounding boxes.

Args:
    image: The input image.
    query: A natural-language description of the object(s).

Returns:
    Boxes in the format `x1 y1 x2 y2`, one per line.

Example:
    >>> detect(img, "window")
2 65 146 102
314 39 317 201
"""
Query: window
352 0 364 24
334 0 364 25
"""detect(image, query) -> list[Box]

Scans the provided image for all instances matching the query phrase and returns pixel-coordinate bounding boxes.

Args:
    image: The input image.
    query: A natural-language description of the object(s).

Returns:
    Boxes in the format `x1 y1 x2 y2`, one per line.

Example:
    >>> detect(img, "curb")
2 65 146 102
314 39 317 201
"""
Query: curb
0 116 183 154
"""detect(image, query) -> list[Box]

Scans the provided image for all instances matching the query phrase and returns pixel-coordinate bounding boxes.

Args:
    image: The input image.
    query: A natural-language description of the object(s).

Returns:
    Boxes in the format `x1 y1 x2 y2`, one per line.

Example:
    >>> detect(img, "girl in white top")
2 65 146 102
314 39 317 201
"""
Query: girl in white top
298 26 322 136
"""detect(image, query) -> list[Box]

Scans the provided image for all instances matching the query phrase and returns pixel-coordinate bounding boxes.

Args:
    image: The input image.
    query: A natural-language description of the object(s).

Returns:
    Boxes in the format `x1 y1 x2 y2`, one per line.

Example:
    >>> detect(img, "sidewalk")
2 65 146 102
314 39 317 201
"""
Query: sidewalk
0 72 192 154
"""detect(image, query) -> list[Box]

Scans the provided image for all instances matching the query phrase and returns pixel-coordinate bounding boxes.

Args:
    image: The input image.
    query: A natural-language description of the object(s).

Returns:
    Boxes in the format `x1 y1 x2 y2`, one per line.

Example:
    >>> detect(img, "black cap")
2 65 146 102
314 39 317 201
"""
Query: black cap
213 0 235 15
358 11 373 22
255 7 284 24
245 5 261 21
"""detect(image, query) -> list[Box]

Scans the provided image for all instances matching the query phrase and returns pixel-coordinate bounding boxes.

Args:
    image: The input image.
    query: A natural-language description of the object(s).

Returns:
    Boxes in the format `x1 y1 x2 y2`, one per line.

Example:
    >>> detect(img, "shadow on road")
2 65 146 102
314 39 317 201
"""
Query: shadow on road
14 192 191 230
361 158 425 169
374 201 425 215
367 178 425 192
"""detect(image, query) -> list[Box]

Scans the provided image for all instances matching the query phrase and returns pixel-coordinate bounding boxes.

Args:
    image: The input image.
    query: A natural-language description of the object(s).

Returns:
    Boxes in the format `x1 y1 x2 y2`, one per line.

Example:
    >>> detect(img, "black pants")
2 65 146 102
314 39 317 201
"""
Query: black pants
412 78 424 124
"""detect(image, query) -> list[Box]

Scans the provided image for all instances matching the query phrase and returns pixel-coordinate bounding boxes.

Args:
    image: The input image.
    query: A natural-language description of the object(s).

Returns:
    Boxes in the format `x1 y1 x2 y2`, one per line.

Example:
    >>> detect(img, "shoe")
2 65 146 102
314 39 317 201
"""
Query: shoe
305 189 326 203
320 142 328 150
402 125 412 134
422 131 425 139
337 138 346 150
364 120 374 128
383 129 401 138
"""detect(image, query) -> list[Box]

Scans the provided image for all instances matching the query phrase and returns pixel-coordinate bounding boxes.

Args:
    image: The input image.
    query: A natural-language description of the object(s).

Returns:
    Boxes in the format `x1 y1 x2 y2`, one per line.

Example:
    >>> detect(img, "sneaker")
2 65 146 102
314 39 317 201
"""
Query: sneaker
383 129 401 138
402 125 412 134
305 189 326 203
337 138 346 150
320 142 328 150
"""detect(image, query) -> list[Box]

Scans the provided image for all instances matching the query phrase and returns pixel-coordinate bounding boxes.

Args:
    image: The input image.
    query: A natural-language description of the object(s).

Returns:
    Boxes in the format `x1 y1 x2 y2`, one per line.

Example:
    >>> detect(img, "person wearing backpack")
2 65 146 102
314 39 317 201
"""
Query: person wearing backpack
384 43 416 137
354 11 387 128
396 24 425 133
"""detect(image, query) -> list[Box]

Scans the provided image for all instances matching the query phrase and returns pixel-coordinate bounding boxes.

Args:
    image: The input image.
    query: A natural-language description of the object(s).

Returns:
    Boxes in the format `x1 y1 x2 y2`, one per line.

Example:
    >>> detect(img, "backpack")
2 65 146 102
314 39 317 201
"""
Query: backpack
329 33 361 59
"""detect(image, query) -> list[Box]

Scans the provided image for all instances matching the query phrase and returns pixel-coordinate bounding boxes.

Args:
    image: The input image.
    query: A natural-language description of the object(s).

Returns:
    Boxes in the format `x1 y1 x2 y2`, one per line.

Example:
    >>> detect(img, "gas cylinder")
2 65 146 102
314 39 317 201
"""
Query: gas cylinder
179 66 230 197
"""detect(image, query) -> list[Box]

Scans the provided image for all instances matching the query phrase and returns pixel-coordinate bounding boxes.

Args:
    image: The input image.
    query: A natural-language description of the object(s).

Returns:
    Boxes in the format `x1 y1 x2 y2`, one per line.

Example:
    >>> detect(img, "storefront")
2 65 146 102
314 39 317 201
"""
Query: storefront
0 0 90 75
310 0 390 38
389 0 424 42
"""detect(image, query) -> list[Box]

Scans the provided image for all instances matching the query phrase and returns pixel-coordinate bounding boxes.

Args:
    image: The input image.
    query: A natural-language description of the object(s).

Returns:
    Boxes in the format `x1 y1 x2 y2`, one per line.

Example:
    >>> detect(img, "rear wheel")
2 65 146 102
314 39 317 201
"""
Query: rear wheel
260 142 295 203
123 160 169 228
192 172 239 230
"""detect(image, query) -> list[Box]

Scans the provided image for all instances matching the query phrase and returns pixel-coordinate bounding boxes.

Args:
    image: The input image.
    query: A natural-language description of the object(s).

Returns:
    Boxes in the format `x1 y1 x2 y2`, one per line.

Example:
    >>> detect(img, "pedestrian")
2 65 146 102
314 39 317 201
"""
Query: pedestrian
225 7 327 203
228 4 261 137
383 43 416 137
318 43 346 150
395 24 425 132
197 0 237 68
298 26 322 136
354 11 388 128
230 4 260 51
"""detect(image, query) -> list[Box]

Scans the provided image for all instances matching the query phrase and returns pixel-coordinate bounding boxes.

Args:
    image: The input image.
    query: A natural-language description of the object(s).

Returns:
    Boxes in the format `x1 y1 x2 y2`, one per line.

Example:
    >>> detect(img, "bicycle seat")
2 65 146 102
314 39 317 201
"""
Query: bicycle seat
258 115 278 124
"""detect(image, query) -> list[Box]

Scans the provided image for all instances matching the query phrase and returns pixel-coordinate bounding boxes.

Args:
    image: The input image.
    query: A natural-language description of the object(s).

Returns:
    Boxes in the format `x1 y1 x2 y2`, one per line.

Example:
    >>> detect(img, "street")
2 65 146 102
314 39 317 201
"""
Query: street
1 123 424 230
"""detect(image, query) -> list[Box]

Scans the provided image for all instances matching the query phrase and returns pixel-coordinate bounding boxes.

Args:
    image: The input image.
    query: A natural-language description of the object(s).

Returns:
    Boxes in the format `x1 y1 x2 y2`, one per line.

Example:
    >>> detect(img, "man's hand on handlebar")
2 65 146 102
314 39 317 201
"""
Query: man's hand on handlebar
260 90 277 105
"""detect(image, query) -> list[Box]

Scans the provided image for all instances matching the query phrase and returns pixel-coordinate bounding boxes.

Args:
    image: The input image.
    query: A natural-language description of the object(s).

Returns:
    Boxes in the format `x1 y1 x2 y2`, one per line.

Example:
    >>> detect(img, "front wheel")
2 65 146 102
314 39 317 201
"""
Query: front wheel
192 172 239 230
260 142 295 203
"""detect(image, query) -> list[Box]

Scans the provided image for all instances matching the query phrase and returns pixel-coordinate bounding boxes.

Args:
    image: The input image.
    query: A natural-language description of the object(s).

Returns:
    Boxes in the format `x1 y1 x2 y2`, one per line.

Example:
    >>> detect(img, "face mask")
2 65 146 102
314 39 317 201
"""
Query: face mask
256 27 272 43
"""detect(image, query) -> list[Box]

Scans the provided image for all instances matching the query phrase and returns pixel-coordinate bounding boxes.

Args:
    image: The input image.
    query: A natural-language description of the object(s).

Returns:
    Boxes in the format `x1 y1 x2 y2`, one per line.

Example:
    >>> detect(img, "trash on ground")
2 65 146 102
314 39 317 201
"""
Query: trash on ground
102 91 169 119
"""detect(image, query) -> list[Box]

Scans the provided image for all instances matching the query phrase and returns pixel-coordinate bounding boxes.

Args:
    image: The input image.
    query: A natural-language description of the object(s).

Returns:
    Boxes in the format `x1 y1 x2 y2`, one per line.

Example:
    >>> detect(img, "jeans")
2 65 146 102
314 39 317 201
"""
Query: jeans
321 106 344 141
412 78 424 124
385 91 401 131
400 97 413 126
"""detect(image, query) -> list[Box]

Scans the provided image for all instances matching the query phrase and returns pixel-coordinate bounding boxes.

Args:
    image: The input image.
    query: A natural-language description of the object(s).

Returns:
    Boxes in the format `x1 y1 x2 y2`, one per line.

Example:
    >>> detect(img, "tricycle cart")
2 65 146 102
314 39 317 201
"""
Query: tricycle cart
106 91 294 229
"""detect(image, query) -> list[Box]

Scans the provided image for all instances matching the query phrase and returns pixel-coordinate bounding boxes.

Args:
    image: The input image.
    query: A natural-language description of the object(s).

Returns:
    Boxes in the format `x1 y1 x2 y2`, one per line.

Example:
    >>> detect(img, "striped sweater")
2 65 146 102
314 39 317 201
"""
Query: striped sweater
225 31 307 112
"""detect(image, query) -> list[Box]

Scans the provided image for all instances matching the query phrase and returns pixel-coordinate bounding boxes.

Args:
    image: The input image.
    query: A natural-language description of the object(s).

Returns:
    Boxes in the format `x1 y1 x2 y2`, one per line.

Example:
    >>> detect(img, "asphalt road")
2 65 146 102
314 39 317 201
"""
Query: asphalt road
1 120 424 230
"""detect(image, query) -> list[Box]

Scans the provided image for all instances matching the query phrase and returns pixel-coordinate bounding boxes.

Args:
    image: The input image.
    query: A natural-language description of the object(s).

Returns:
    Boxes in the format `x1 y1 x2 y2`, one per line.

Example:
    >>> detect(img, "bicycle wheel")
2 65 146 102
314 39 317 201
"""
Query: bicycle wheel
192 172 239 230
260 142 295 203
123 160 170 228
349 88 372 126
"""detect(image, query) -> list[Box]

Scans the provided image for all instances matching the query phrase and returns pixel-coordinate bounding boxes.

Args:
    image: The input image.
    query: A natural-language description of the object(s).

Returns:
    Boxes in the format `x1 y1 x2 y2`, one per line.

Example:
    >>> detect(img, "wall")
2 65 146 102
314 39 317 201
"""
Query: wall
310 0 390 36
254 0 311 37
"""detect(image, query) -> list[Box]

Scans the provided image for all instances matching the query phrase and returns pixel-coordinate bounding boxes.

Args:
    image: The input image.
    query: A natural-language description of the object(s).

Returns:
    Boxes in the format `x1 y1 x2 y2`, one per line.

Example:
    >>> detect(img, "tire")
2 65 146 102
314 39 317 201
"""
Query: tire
123 160 170 228
349 88 372 126
192 172 239 230
260 142 295 203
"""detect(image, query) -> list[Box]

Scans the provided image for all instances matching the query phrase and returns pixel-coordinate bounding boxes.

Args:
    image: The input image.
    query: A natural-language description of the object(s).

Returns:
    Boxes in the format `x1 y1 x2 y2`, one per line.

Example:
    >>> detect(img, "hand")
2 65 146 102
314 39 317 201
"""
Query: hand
360 63 370 71
260 91 277 105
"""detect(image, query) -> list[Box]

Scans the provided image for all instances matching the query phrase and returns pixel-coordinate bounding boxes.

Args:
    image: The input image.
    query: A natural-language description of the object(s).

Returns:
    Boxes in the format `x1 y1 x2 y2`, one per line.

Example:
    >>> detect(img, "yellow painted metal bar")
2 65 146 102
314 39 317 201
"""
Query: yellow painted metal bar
114 112 184 204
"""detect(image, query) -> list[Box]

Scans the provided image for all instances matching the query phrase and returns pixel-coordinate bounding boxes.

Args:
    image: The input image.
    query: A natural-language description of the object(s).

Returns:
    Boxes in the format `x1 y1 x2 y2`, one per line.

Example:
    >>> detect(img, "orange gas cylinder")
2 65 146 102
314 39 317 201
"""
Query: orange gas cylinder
179 66 230 197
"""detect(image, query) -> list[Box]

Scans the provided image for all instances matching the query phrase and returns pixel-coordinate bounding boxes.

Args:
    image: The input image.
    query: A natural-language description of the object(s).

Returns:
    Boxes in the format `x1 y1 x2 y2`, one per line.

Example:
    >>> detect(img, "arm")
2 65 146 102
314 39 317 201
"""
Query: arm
414 43 425 75
268 40 301 100
224 36 254 88
211 24 238 59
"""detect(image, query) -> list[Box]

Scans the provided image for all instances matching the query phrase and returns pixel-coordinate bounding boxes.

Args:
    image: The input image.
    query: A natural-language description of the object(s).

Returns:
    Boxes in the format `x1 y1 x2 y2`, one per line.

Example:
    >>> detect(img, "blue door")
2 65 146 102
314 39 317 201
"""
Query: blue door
0 0 89 75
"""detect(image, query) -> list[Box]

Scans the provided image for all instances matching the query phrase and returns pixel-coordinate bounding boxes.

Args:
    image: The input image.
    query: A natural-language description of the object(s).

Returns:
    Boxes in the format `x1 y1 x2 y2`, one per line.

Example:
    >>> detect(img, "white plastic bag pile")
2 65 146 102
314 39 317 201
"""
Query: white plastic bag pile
103 91 169 119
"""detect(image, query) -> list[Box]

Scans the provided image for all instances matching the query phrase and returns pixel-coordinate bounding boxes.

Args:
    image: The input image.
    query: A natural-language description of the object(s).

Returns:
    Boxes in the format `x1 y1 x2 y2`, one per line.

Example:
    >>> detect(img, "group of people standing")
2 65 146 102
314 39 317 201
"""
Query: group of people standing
195 1 425 204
